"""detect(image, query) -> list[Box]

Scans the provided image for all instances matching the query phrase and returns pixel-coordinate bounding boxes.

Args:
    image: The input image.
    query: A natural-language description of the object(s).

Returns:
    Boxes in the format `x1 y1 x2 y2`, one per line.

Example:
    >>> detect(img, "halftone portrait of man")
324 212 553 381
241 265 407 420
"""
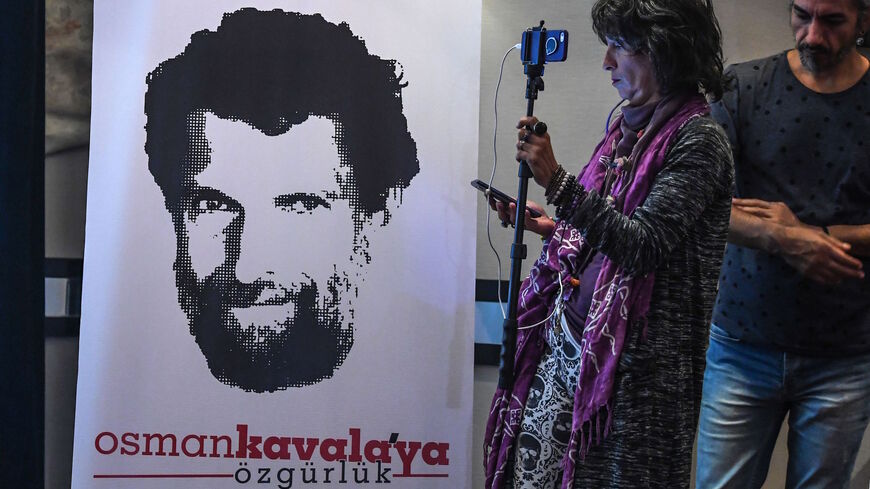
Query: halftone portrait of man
144 9 419 393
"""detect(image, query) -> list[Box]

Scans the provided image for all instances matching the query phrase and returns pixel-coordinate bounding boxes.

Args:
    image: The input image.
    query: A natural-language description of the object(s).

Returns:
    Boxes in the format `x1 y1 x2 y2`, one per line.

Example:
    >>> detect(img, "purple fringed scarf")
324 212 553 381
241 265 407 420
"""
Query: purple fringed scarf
483 94 709 489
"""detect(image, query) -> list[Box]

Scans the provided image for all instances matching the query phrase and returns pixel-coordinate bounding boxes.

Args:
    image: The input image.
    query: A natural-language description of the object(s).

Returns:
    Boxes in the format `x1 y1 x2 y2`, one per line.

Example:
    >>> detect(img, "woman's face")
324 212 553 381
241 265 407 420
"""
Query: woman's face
602 37 662 107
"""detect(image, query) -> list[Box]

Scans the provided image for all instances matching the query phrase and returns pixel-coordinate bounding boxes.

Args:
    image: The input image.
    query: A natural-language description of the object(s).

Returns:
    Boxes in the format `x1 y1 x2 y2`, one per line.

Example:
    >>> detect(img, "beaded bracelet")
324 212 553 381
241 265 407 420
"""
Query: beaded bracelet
545 170 569 205
546 174 566 205
544 165 567 202
554 176 587 220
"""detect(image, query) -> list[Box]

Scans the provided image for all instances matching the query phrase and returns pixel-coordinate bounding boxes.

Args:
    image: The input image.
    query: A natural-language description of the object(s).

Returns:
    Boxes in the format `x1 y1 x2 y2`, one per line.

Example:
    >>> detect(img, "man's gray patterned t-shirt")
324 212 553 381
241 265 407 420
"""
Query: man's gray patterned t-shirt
711 52 870 356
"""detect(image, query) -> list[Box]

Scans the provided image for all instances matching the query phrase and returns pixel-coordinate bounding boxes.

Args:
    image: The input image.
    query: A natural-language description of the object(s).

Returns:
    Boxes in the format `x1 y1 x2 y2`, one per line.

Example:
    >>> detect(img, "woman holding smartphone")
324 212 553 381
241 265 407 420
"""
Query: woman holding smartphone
484 0 733 487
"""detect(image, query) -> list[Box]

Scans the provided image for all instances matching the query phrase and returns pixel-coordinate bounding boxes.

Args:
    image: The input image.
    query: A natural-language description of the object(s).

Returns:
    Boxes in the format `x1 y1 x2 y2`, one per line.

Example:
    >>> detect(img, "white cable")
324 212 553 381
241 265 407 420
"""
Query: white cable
485 48 622 330
484 42 562 330
516 234 565 331
515 100 625 330
516 99 626 330
484 43 520 319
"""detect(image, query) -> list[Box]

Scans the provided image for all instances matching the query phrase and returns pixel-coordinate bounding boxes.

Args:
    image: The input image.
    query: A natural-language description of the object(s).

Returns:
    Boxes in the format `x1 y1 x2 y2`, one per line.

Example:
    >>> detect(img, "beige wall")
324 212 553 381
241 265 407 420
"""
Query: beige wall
474 0 795 281
472 1 869 488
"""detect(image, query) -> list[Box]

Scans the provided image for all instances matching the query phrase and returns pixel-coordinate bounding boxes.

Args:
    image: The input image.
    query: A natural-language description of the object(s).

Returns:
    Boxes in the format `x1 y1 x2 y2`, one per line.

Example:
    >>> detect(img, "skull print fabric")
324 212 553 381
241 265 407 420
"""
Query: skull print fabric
509 313 583 488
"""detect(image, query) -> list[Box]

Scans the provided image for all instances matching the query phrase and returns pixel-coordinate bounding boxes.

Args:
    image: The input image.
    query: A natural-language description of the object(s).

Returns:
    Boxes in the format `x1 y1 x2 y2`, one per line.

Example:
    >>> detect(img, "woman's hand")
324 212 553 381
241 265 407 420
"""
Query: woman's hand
489 196 555 237
515 116 559 189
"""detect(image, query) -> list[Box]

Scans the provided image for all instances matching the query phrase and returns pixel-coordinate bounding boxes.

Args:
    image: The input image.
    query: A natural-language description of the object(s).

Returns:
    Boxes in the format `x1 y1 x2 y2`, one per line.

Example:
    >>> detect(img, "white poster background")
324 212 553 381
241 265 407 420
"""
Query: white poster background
73 1 479 487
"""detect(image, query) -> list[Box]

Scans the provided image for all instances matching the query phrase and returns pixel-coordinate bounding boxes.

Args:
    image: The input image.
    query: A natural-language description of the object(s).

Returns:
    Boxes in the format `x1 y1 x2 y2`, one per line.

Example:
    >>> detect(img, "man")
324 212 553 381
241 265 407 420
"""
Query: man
144 9 419 393
696 0 870 486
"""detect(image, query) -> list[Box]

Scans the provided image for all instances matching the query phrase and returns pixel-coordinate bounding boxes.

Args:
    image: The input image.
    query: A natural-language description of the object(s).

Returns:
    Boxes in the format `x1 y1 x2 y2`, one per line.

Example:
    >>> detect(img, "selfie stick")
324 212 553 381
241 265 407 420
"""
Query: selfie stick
499 21 549 390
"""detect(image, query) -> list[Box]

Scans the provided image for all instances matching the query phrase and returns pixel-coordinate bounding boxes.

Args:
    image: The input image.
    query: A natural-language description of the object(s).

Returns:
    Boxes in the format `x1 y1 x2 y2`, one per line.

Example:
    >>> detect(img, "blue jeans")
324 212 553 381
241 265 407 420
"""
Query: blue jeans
695 324 870 489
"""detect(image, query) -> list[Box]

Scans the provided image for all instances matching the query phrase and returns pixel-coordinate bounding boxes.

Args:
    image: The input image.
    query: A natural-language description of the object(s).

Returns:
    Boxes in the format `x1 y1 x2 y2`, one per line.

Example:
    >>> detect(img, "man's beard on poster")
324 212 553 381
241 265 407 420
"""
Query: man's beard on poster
176 259 356 393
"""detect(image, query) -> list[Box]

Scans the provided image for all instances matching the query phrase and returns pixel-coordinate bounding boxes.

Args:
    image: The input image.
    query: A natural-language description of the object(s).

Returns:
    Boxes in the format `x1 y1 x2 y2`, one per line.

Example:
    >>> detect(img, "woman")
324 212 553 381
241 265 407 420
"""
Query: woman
483 1 733 488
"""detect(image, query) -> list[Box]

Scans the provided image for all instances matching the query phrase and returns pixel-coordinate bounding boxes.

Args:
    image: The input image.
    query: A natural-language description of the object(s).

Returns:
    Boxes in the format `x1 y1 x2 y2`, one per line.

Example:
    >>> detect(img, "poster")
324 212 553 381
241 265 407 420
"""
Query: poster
72 2 480 487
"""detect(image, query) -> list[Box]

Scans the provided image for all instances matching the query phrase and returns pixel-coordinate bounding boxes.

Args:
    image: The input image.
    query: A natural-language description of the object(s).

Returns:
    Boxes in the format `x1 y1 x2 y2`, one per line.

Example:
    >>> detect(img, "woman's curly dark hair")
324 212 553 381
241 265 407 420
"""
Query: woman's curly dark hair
592 0 732 100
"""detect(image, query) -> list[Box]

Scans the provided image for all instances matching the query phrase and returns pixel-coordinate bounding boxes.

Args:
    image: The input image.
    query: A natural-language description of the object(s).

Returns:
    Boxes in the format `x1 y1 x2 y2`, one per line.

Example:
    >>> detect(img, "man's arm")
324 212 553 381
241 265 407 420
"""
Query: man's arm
711 65 864 284
727 205 779 252
733 197 870 256
829 225 870 257
729 201 864 284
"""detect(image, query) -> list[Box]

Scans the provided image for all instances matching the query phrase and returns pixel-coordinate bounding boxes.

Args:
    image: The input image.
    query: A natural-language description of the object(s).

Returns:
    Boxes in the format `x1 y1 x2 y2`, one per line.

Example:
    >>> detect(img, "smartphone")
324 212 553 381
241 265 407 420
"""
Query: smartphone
520 29 569 65
471 179 542 218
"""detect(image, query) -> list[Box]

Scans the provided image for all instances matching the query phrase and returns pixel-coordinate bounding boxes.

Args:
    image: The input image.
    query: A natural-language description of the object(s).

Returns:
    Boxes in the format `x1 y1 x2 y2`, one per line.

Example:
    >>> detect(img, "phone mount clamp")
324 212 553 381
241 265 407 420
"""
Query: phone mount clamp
498 21 550 390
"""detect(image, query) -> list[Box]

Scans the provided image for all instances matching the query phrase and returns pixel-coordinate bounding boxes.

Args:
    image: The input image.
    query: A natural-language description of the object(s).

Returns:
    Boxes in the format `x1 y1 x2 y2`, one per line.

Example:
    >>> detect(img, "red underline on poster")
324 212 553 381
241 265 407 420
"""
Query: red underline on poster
393 473 450 478
93 473 233 479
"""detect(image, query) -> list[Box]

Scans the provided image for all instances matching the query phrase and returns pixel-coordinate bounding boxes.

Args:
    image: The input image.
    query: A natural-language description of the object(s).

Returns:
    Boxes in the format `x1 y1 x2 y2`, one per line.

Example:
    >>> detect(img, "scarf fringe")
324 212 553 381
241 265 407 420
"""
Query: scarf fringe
561 402 613 469
559 403 613 489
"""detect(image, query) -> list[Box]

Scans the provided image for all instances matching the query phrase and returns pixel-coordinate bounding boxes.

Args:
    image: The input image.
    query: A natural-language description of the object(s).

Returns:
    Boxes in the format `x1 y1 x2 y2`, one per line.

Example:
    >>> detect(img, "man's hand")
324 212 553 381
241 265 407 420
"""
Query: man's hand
489 197 555 238
774 225 864 285
729 199 865 285
733 198 801 227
